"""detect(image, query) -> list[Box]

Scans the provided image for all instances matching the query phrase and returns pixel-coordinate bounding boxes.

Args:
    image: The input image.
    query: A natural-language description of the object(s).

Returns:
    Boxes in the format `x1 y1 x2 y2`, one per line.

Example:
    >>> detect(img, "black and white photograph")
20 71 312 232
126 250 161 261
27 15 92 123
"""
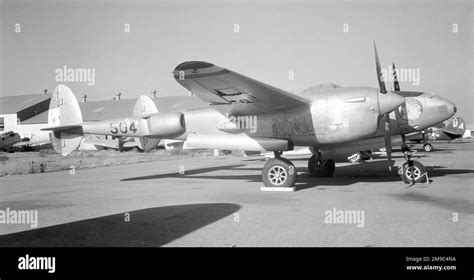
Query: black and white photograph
0 0 473 277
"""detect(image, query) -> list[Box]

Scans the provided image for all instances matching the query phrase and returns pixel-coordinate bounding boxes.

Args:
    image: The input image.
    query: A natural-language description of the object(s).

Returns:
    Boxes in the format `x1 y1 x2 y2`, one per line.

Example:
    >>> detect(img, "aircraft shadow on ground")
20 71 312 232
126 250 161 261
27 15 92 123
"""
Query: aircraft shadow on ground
121 164 246 181
294 164 474 190
389 192 474 215
120 160 474 191
0 203 240 247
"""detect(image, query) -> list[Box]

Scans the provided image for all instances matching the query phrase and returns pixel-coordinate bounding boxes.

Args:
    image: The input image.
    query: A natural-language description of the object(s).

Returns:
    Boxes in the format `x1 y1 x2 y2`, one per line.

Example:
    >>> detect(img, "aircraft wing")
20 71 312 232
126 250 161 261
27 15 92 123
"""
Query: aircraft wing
173 61 308 115
11 138 50 148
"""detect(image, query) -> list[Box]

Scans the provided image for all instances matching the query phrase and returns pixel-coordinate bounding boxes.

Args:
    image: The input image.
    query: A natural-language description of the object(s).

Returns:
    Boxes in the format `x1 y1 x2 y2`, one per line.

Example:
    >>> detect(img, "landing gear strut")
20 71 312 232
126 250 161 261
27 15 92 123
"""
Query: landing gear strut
261 152 297 188
308 152 335 177
398 144 427 184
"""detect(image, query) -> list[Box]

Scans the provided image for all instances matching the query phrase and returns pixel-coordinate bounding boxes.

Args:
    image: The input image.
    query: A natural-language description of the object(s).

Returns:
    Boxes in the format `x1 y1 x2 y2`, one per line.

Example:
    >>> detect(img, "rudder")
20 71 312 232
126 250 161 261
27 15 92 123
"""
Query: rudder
48 85 84 156
133 95 160 152
443 117 466 138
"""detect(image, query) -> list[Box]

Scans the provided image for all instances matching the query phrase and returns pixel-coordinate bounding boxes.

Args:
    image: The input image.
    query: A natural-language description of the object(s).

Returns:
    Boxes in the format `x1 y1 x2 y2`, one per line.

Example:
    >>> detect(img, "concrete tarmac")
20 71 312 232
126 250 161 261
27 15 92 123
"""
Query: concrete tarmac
0 141 473 247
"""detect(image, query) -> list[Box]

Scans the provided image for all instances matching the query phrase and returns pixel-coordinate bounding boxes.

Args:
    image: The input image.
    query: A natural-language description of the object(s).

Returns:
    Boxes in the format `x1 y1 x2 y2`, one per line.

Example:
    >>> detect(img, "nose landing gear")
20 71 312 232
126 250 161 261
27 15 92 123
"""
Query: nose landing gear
398 144 428 184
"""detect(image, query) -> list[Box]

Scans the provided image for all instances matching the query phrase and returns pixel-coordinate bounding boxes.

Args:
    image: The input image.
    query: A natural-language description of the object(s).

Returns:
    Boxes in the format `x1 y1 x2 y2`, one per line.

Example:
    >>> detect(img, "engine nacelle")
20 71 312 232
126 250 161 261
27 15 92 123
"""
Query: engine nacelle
305 87 404 144
147 112 186 138
309 87 381 143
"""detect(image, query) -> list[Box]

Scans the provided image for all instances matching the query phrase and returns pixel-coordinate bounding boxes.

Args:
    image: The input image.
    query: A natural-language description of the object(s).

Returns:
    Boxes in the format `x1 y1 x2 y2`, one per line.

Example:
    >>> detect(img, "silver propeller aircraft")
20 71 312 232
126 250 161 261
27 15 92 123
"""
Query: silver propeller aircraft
42 44 457 188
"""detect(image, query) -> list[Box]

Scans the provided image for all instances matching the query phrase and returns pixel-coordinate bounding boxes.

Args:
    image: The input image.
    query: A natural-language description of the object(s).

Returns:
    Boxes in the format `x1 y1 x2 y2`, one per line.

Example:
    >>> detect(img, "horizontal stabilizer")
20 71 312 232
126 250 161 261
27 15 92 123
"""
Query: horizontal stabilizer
41 124 83 132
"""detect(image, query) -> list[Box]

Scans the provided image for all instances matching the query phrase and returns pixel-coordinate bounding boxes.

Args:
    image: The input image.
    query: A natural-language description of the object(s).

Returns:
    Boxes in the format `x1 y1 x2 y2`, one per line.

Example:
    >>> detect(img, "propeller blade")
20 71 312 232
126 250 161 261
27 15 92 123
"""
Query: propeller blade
392 61 409 156
392 62 400 91
374 42 387 94
383 113 392 171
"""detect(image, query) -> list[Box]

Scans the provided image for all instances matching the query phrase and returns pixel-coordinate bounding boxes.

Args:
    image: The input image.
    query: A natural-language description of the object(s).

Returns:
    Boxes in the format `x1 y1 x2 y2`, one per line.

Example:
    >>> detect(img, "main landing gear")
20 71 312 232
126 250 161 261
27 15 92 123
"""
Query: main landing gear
308 153 335 177
398 144 427 184
262 152 297 188
261 151 336 188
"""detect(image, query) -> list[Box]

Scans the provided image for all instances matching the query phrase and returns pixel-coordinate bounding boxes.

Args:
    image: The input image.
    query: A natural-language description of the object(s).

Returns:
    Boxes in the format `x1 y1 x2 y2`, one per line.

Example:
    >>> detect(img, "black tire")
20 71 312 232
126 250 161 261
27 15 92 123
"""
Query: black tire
423 143 433 152
308 155 318 173
399 160 427 184
308 155 335 177
262 158 297 188
360 151 372 161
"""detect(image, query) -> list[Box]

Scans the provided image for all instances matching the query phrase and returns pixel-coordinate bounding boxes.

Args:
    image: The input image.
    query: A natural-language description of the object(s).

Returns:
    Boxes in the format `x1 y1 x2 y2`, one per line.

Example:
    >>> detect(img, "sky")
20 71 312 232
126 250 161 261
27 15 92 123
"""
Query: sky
1 0 473 123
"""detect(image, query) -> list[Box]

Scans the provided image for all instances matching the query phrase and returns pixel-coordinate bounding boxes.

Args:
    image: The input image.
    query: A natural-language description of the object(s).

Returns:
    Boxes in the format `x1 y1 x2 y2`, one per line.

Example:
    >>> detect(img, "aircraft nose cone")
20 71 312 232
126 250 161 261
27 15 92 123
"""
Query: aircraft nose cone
378 92 405 115
433 96 457 118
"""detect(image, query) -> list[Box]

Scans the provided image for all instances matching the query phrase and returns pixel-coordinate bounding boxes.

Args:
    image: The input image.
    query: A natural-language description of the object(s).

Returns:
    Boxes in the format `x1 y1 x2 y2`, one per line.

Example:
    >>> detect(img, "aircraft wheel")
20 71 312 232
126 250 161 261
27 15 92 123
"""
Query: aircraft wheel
399 160 427 184
262 158 297 188
360 150 372 161
308 155 335 177
423 143 433 152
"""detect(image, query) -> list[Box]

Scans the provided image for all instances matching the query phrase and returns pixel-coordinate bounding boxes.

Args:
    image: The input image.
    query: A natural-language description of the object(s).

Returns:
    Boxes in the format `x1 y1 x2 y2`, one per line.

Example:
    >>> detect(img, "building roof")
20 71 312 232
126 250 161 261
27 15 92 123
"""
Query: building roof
0 93 52 114
21 95 208 124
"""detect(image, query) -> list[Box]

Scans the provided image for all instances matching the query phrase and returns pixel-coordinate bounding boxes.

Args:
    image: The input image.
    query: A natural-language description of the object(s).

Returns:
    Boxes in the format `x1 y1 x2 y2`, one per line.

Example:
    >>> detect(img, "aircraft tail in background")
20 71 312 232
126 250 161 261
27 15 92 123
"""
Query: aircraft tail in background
440 117 465 139
46 85 84 156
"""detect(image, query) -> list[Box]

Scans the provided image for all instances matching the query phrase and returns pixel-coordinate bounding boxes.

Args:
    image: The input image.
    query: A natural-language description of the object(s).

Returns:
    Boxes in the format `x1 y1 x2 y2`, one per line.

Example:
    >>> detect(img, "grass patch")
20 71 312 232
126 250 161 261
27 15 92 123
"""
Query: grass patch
0 148 214 176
